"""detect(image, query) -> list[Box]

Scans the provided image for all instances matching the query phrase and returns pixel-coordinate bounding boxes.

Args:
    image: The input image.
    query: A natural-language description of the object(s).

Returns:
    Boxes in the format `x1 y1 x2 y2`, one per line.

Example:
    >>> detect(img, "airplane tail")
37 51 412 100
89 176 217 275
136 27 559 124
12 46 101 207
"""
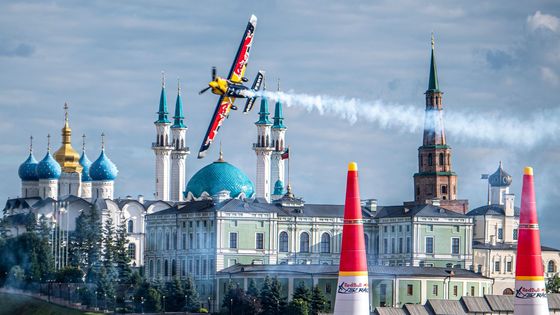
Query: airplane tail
243 70 265 113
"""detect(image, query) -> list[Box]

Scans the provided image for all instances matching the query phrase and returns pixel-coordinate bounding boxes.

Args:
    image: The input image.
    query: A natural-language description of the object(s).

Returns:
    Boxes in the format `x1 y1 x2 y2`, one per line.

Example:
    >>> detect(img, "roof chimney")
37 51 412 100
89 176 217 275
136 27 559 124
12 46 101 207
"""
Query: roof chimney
362 199 378 213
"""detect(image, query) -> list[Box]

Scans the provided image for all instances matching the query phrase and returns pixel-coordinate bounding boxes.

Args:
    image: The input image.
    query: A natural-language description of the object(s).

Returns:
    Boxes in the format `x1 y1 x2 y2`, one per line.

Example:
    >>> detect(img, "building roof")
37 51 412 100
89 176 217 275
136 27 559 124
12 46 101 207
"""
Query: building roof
217 264 490 280
172 85 186 128
427 299 467 315
403 304 431 315
255 96 272 125
467 204 520 217
375 204 467 219
374 307 407 315
155 81 170 124
18 153 39 181
37 152 62 180
186 160 254 199
460 296 493 313
89 150 118 181
484 295 513 312
488 162 512 187
427 35 439 92
549 293 560 310
472 241 560 252
79 151 93 182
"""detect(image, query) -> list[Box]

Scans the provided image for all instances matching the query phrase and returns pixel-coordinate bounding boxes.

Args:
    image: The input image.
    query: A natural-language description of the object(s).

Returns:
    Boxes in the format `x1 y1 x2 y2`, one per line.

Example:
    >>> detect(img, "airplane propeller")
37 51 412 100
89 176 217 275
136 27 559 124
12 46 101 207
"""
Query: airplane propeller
199 66 218 95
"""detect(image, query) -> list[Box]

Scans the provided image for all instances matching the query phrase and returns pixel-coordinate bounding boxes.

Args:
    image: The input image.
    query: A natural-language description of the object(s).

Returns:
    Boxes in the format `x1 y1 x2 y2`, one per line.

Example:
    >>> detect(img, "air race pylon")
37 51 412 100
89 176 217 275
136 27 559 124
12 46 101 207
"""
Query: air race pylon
334 162 370 315
514 167 549 314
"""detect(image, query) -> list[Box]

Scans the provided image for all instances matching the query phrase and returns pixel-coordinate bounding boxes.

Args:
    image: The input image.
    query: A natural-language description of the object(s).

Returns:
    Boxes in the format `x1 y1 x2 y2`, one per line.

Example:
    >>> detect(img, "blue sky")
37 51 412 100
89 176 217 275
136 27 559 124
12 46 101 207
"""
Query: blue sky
1 0 560 246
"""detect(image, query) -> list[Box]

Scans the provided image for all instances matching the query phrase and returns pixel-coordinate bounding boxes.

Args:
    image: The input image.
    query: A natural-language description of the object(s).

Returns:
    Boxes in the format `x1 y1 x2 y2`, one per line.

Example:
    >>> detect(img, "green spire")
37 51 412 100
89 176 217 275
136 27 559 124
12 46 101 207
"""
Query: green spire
172 79 186 128
156 72 171 124
272 80 286 129
256 96 272 125
427 34 440 92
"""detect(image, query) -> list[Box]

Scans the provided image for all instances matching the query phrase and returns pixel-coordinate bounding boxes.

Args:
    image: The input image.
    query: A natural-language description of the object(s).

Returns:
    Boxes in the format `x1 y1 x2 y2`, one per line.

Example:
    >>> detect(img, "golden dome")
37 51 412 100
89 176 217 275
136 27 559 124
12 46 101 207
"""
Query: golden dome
54 103 82 173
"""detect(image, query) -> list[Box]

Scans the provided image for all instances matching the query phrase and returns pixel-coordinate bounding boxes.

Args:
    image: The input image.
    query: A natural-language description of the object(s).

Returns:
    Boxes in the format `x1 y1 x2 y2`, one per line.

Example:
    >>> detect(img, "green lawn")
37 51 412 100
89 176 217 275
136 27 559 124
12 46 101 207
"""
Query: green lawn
0 292 100 315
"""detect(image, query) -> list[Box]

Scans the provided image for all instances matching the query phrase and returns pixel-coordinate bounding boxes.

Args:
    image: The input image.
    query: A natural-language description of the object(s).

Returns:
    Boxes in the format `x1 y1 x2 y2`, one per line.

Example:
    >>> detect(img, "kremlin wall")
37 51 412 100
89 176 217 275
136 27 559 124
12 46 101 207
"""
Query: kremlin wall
3 39 560 313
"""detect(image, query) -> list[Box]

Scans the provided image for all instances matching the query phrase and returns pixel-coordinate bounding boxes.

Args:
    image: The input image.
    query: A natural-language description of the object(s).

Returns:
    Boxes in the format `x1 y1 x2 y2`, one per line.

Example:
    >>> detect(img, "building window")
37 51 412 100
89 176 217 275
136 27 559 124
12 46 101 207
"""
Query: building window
202 259 207 275
127 220 134 233
182 233 186 249
326 283 332 294
513 229 518 240
189 221 192 228
166 232 170 250
196 259 200 275
364 234 369 254
407 284 413 296
256 233 264 250
229 233 238 249
300 232 310 253
453 285 458 296
441 185 447 194
452 237 460 255
439 153 444 165
470 286 475 296
181 260 186 276
407 225 410 232
171 260 176 276
398 225 402 232
455 225 460 232
383 238 388 254
416 185 420 197
149 260 154 278
428 225 433 232
507 261 513 272
189 233 193 248
428 153 433 166
127 243 136 260
548 261 556 273
380 284 387 307
477 265 482 273
383 226 388 233
398 238 403 253
426 237 434 254
156 260 161 277
391 226 395 233
164 260 169 277
279 232 289 252
406 237 411 253
320 233 331 253
495 261 501 272
498 228 503 240
432 285 438 295
391 238 395 253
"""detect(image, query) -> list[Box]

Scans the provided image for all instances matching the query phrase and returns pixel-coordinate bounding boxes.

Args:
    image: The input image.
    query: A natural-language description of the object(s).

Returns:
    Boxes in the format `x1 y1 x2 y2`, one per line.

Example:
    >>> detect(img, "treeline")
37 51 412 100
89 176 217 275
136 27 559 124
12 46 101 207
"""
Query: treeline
0 206 204 313
220 277 330 315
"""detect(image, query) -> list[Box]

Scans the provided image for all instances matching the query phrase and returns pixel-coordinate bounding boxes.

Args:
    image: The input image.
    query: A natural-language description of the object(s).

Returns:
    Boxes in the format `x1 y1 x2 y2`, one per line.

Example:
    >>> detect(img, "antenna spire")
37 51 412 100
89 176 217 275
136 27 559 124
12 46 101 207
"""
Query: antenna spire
161 71 166 88
277 78 280 91
101 132 105 150
431 32 435 50
82 134 86 152
47 134 51 152
64 102 69 123
177 78 181 94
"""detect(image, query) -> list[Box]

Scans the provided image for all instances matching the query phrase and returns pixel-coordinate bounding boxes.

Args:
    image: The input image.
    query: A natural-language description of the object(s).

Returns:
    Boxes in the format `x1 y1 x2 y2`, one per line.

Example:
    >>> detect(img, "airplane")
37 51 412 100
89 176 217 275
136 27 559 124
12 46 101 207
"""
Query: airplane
197 14 265 159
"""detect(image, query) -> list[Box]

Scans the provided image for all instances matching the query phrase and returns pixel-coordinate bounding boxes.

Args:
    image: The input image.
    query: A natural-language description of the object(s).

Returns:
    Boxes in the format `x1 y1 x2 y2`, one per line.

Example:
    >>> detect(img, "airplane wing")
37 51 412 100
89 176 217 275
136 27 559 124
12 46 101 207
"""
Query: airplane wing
227 14 257 83
198 95 236 158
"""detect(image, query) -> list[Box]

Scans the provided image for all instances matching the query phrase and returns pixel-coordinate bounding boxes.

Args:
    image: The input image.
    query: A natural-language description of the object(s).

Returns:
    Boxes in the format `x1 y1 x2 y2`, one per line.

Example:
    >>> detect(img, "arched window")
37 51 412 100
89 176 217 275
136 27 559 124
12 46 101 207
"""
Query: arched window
128 243 136 260
279 232 289 252
320 233 331 253
165 134 168 146
166 232 170 250
149 260 154 278
503 288 514 295
428 154 433 166
172 260 177 276
439 153 444 165
548 260 556 273
156 260 161 277
164 260 169 277
159 135 163 146
266 135 269 147
300 232 310 253
364 234 370 254
128 220 134 233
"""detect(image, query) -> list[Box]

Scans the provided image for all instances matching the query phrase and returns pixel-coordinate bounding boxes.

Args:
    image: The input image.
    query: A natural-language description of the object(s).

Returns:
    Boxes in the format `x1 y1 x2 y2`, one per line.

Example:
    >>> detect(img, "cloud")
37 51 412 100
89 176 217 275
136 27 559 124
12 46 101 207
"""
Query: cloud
485 49 514 70
540 66 560 85
0 42 35 57
527 11 559 33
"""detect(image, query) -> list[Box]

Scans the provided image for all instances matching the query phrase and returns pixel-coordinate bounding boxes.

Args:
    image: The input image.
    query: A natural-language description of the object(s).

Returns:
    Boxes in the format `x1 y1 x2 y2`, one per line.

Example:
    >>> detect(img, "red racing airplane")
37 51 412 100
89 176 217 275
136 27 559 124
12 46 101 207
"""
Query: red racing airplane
197 14 264 159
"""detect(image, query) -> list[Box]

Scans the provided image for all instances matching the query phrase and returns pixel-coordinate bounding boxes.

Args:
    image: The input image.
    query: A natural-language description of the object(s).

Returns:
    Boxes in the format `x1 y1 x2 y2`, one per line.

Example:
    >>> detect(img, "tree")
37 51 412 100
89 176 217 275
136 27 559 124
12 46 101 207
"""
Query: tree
547 274 560 293
96 267 115 308
54 266 84 283
221 280 261 315
260 276 286 315
292 281 312 306
247 278 260 298
164 278 185 311
310 285 329 315
287 298 309 315
184 275 201 311
135 281 162 312
114 217 131 283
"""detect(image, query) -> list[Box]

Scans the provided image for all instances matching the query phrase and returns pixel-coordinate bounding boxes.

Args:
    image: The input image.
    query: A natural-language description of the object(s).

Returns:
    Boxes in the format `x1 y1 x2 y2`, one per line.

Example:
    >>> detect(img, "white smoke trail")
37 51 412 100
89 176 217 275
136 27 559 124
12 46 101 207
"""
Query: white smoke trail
257 90 560 148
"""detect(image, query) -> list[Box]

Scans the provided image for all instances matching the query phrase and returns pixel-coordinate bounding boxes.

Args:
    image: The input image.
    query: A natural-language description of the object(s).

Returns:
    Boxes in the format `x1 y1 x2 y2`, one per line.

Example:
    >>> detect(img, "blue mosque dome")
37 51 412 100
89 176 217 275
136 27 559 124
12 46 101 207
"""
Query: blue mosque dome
274 179 284 195
186 158 254 199
80 151 93 182
36 152 62 180
90 150 118 181
18 153 39 181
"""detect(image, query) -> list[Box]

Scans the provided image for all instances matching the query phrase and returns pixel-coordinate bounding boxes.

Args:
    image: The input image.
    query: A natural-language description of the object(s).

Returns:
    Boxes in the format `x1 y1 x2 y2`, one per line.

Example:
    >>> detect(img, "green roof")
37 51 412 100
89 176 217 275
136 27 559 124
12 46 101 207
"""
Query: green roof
172 90 186 128
155 85 171 124
272 99 286 129
427 37 440 92
255 97 272 125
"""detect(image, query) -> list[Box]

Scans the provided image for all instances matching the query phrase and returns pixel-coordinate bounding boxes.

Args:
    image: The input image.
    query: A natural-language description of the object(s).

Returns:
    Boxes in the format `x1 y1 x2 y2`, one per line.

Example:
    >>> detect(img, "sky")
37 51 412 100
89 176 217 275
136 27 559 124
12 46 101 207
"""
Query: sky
1 1 560 246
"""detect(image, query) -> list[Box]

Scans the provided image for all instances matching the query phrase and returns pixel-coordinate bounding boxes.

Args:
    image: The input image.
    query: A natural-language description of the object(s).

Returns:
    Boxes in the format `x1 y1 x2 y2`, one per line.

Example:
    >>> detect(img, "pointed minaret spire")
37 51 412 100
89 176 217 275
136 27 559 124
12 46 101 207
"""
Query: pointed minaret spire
82 134 86 152
172 78 186 128
29 135 33 154
156 71 170 123
101 132 105 150
272 78 285 129
47 134 51 152
256 85 272 125
217 141 224 162
428 33 439 92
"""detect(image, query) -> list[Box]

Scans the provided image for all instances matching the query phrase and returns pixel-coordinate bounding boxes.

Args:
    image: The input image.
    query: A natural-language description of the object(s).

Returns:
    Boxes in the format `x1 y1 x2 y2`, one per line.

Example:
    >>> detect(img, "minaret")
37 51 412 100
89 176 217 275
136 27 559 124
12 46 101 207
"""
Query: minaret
152 73 172 201
54 103 83 197
271 80 287 198
413 35 458 204
18 136 40 198
170 79 190 201
37 134 61 199
79 134 93 199
253 92 273 202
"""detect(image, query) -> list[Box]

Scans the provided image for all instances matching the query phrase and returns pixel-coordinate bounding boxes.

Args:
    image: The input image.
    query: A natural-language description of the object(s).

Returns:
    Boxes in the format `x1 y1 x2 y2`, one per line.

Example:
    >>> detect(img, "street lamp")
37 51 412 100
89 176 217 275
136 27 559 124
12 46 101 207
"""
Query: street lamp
207 296 211 312
230 298 233 315
163 295 166 313
141 296 144 314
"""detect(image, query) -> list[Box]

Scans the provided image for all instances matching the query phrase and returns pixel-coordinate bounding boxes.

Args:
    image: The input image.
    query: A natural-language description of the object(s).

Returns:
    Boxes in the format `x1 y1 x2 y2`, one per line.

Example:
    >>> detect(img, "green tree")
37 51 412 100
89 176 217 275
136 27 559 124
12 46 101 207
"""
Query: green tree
221 280 260 315
165 278 186 311
292 281 312 306
260 276 286 315
310 285 329 315
96 267 115 307
247 278 260 298
184 275 201 311
547 274 560 293
114 217 131 283
54 266 84 283
135 281 162 312
287 298 309 315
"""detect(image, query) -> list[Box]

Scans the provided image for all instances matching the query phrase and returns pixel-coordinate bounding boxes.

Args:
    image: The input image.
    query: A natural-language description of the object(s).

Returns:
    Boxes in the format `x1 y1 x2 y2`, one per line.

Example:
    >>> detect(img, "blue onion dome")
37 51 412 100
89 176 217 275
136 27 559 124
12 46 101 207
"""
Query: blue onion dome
89 150 118 181
273 179 284 195
186 158 254 199
18 153 39 181
489 162 512 187
80 151 93 182
37 152 62 179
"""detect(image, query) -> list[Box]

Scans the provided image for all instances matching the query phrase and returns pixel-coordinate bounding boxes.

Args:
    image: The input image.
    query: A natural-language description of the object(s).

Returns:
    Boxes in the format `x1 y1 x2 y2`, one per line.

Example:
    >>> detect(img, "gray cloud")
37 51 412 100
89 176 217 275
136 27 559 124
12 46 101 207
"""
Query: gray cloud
0 42 35 57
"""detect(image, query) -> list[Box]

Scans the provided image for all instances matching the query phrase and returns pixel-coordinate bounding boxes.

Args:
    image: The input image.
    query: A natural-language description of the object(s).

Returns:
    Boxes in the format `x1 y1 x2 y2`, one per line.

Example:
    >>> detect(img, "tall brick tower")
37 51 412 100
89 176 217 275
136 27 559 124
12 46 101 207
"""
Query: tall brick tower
410 35 468 213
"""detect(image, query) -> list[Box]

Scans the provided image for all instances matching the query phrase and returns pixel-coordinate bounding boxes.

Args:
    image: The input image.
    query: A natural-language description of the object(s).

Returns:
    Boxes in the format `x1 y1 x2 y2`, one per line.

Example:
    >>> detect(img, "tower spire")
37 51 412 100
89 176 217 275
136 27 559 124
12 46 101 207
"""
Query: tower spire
428 33 439 92
47 134 51 152
172 78 186 128
101 132 105 150
156 71 170 123
29 135 33 154
272 79 285 129
82 134 86 152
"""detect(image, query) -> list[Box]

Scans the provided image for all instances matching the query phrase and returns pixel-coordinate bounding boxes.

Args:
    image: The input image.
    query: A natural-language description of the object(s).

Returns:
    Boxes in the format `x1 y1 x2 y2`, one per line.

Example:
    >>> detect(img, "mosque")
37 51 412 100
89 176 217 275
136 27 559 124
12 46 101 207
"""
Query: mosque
3 38 560 311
